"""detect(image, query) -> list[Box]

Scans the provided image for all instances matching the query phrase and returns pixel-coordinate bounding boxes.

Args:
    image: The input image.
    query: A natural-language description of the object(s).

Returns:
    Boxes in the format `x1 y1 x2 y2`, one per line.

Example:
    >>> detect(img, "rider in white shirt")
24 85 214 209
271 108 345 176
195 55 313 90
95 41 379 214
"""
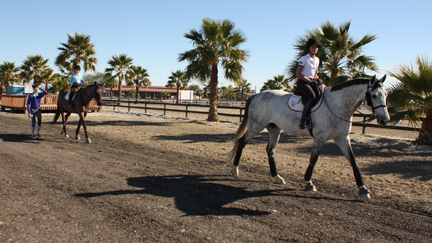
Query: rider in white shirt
295 38 321 129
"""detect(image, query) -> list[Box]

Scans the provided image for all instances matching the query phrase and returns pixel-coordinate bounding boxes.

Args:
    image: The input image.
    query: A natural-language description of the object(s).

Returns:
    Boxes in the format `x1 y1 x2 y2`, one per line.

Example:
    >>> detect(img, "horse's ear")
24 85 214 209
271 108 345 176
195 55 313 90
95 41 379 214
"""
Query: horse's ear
370 75 376 85
380 74 387 83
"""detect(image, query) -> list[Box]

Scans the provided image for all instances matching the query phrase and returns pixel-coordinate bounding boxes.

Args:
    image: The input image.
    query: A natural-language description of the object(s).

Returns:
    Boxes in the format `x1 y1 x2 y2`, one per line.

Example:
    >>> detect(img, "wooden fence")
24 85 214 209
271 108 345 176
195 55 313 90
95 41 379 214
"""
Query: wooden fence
0 94 101 113
102 98 419 134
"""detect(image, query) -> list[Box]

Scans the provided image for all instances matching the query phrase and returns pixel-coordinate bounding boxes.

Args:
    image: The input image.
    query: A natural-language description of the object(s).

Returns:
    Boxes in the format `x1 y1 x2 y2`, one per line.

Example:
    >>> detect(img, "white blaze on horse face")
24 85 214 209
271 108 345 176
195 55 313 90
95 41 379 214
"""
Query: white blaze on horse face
370 85 390 125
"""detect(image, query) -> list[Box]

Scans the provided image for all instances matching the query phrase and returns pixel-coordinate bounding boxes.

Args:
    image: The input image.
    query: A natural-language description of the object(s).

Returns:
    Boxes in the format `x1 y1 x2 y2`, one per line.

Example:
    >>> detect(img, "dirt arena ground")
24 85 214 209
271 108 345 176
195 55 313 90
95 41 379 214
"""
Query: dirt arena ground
0 109 431 242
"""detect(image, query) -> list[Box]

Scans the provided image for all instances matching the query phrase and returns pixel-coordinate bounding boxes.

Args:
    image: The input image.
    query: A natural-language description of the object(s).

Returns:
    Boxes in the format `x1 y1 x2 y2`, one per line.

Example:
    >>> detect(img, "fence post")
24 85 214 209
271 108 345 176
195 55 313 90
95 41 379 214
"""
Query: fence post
185 105 189 118
113 101 116 110
239 107 243 122
362 116 367 134
145 102 147 113
164 104 166 115
128 100 130 112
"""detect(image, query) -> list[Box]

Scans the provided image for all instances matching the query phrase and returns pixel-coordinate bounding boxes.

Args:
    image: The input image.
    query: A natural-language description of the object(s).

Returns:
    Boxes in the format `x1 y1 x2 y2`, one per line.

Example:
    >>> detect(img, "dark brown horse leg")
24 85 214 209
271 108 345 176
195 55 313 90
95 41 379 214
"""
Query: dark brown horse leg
75 113 83 140
77 112 91 143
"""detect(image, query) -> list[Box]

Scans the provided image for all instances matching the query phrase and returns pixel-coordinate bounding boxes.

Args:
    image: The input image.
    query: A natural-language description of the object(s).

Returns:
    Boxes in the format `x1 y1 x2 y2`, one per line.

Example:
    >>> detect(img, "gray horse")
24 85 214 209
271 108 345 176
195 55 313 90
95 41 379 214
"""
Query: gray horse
228 75 389 199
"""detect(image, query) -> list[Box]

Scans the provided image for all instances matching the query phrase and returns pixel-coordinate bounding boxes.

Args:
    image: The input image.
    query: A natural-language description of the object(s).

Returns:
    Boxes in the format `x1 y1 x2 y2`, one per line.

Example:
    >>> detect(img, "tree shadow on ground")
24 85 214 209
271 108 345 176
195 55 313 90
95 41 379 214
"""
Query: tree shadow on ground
52 120 173 128
363 160 432 181
75 175 287 216
152 132 309 145
0 133 37 143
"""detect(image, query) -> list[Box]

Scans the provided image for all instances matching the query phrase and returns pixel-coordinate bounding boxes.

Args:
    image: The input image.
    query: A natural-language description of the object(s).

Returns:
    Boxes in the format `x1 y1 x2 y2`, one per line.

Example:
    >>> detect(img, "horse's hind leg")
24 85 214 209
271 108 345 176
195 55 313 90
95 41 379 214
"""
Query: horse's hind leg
304 137 326 192
333 136 370 199
266 123 285 184
231 129 259 177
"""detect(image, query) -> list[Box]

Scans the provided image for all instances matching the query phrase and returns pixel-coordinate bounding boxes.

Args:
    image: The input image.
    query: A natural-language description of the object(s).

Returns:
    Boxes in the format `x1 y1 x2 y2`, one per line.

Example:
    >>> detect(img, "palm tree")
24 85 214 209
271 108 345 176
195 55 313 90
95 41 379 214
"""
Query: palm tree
0 61 21 98
38 67 57 90
287 20 378 86
55 32 97 73
126 66 150 101
48 73 69 94
21 55 49 85
387 55 432 145
167 70 189 104
234 78 251 101
179 18 249 121
103 74 118 99
105 54 133 101
260 75 290 92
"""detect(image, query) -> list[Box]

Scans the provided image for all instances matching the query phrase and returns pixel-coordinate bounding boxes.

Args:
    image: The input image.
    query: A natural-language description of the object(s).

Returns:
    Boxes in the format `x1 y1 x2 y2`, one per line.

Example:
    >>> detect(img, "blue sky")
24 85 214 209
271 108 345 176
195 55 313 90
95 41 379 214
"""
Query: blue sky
1 0 430 91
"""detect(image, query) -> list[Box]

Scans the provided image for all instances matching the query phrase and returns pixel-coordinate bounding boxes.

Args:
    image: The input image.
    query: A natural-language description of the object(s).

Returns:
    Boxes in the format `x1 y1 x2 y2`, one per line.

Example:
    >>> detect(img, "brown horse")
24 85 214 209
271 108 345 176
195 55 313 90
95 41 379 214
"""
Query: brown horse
52 82 104 143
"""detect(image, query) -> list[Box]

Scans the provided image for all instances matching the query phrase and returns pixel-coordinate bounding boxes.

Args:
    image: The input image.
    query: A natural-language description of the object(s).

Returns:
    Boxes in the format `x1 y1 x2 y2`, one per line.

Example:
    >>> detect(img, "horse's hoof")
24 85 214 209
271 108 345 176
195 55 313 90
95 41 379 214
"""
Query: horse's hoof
76 135 81 140
305 184 317 192
231 166 239 177
359 187 371 199
86 138 91 144
273 175 285 185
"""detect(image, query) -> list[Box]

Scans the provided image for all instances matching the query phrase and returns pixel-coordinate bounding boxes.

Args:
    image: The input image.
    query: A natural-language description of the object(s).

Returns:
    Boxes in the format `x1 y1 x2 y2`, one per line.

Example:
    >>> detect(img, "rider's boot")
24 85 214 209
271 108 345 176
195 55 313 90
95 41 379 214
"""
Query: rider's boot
299 98 314 129
68 88 74 107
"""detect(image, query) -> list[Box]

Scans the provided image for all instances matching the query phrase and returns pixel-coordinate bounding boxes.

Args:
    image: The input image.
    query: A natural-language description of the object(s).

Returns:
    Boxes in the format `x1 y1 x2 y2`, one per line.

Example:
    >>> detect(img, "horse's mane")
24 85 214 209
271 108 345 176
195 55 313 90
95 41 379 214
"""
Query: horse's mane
330 78 369 92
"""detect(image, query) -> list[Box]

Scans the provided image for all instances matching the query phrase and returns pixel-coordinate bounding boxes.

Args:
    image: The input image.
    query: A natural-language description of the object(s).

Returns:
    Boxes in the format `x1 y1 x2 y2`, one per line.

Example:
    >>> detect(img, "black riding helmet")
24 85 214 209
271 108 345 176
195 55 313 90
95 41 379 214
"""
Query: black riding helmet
306 38 321 51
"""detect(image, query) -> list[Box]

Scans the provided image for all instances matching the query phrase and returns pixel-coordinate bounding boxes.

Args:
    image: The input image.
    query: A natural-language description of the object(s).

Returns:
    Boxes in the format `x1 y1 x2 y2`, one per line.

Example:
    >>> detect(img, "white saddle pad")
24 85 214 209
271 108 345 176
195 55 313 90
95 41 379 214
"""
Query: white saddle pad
65 91 77 101
287 93 324 112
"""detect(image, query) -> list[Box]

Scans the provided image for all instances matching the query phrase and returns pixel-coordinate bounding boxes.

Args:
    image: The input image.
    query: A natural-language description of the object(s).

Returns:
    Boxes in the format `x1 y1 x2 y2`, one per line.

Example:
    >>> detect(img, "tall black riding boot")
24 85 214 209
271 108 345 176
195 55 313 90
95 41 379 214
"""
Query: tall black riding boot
68 87 75 107
299 98 314 129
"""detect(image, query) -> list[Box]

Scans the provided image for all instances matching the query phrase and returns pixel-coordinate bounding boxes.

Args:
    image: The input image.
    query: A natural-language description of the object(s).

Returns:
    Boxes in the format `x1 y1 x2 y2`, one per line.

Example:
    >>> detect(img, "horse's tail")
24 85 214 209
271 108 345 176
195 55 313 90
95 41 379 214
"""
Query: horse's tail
227 95 256 161
52 90 63 124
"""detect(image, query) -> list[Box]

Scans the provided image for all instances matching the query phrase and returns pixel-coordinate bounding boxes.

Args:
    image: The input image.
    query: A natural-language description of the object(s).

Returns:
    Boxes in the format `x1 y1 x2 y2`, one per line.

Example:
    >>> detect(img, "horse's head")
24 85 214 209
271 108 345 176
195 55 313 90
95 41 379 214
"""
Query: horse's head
364 75 390 125
91 81 104 106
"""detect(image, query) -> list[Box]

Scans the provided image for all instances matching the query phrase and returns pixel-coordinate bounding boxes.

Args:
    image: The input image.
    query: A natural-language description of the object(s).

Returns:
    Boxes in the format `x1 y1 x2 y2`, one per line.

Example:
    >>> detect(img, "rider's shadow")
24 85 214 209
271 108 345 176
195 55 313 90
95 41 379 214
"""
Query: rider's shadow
75 175 283 216
0 133 36 143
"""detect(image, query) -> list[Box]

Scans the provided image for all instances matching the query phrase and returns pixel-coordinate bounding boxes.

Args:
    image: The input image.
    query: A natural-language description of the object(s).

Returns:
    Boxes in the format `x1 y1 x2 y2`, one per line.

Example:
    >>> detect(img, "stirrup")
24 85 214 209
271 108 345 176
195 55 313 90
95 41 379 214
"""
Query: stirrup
299 118 312 129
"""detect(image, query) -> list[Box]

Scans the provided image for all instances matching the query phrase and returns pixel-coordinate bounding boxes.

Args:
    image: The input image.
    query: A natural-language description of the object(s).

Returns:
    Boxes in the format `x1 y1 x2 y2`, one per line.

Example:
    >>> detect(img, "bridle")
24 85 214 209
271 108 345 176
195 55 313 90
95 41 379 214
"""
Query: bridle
364 82 387 114
323 80 386 123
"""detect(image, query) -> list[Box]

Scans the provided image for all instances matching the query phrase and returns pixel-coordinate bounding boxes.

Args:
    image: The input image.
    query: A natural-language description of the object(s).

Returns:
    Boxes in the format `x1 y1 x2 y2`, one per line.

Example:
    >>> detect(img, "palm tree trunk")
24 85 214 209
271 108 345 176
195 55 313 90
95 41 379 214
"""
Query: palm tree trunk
118 77 122 101
110 88 113 98
241 88 245 101
415 110 432 145
207 63 219 121
136 85 139 102
176 85 180 104
0 83 3 99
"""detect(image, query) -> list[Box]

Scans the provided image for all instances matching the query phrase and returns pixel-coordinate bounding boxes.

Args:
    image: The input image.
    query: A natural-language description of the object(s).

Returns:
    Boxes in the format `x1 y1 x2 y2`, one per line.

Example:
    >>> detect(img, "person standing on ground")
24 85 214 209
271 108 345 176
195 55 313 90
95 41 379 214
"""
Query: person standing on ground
68 65 83 106
27 84 47 139
295 38 321 129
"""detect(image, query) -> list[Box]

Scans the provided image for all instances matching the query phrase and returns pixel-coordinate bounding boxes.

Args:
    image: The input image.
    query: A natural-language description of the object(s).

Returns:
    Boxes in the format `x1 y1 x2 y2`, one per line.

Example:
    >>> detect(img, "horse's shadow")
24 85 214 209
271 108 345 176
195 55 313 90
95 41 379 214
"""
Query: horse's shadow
75 175 285 216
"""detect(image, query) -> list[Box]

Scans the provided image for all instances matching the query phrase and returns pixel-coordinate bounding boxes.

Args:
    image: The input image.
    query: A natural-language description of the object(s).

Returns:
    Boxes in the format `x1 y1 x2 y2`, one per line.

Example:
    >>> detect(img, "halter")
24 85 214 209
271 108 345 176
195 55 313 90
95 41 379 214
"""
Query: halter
364 82 387 114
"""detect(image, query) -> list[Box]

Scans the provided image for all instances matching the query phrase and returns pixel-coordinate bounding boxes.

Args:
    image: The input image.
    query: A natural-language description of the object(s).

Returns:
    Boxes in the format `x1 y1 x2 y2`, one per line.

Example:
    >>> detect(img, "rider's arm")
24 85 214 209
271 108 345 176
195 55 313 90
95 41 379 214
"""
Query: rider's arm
296 65 311 82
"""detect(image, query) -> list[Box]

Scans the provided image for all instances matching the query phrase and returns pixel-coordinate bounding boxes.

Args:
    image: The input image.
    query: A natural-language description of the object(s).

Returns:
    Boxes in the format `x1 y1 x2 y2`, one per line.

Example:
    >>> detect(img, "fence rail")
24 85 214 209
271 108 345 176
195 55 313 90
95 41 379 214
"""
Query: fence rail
102 98 419 134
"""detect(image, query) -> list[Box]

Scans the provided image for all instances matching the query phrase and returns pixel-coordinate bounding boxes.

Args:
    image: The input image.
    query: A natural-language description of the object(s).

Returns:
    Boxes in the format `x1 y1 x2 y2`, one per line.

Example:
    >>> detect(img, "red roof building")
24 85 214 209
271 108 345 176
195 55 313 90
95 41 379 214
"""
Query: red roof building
104 85 195 99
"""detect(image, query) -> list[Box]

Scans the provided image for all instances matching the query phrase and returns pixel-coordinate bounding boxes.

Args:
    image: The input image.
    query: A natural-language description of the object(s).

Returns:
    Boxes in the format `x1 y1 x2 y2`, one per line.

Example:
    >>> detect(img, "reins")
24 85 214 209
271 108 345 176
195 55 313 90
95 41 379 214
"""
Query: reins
322 91 353 123
323 80 387 123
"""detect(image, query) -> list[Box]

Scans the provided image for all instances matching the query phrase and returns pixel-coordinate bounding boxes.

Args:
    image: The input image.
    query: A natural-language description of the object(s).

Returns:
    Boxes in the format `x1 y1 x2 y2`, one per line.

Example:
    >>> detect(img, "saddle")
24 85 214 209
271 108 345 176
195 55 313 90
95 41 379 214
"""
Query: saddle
65 87 81 101
288 85 325 112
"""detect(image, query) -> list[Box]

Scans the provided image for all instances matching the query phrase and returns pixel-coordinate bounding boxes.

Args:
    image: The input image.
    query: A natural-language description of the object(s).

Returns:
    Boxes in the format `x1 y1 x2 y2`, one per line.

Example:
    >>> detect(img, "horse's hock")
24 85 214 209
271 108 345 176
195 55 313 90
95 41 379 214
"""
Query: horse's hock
0 94 101 113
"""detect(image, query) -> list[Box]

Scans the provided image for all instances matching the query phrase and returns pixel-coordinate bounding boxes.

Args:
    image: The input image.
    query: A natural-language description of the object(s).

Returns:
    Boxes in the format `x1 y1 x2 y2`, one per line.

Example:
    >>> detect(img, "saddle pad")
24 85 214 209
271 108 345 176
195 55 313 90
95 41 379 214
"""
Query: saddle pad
287 94 324 112
64 90 78 101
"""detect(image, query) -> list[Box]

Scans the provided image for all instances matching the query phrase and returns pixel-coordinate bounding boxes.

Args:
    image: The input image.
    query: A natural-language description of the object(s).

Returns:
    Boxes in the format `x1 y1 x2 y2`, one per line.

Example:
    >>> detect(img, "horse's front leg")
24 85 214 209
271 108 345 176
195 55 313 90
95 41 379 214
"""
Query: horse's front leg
75 114 82 140
266 124 285 184
304 138 325 192
334 136 370 199
78 112 91 143
62 112 71 138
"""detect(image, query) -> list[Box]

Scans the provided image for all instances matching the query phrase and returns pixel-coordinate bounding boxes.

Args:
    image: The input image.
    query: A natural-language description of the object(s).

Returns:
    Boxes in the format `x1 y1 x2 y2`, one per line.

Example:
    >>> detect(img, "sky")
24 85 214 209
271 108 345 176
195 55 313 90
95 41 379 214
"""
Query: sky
1 0 430 92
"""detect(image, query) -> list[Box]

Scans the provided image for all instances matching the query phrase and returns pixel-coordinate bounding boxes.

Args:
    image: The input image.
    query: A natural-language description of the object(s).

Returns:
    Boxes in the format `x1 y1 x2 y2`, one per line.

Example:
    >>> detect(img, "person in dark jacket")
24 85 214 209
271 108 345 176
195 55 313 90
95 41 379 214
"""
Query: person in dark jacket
27 84 47 139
